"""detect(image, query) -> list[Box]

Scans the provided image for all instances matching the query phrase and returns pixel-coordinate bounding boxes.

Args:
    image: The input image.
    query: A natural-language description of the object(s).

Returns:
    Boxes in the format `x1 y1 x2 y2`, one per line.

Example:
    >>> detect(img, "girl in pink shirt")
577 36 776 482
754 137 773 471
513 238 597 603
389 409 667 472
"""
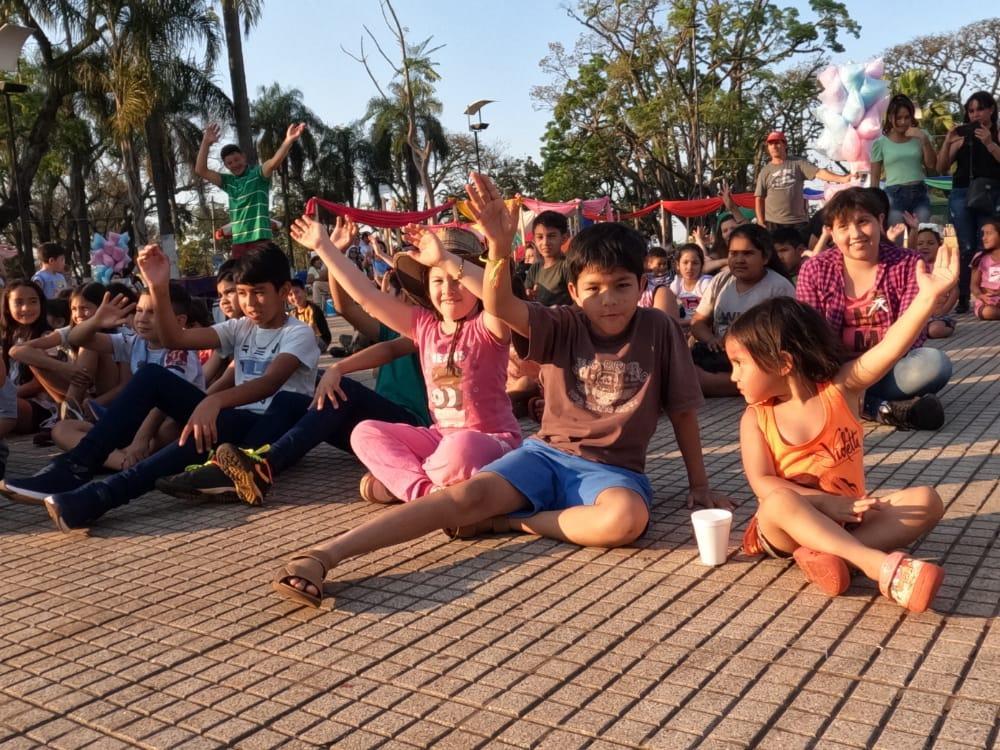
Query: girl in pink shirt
971 218 1000 320
291 216 520 503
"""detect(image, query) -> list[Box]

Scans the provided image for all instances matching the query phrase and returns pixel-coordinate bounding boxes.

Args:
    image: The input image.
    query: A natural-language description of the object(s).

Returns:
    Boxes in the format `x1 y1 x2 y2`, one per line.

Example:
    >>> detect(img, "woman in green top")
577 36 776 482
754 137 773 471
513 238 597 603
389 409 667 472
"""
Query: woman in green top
870 94 937 226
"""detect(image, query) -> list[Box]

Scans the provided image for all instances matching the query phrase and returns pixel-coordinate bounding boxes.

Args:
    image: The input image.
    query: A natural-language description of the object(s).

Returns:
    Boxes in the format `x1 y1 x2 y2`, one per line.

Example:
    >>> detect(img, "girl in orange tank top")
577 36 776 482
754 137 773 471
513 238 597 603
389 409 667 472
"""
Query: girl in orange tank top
724 241 955 614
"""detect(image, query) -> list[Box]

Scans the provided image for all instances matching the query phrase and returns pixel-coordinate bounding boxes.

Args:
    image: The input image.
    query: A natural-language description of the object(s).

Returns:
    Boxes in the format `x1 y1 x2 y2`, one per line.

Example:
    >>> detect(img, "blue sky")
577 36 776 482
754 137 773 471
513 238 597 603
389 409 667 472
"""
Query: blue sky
238 2 988 163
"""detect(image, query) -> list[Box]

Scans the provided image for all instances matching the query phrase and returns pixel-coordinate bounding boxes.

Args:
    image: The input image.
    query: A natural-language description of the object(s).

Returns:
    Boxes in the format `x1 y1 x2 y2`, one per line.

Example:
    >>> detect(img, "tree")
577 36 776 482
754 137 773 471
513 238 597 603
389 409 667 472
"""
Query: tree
345 0 446 208
884 19 1000 109
890 69 956 139
535 0 859 203
220 0 261 162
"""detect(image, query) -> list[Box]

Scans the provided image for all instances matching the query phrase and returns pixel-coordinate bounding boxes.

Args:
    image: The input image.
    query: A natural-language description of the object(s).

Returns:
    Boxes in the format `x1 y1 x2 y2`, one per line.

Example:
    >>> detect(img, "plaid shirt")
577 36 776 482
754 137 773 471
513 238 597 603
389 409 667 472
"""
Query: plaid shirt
796 241 925 352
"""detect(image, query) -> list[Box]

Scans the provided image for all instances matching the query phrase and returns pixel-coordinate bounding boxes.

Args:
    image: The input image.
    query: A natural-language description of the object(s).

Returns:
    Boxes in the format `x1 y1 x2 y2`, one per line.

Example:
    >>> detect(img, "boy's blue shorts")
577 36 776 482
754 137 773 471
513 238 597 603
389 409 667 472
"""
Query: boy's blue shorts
482 438 654 518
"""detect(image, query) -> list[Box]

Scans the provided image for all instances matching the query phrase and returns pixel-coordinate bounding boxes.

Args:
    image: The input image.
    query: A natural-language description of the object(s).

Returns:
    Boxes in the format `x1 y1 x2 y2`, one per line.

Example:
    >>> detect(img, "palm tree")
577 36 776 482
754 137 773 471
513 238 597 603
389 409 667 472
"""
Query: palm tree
220 0 261 162
307 125 370 207
251 83 321 262
893 69 958 140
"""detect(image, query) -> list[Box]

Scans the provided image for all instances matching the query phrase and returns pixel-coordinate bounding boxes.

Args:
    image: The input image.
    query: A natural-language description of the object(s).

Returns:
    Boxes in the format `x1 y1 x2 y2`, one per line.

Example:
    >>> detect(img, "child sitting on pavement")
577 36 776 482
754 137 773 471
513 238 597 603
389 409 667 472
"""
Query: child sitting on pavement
730 264 955 611
287 278 332 351
915 226 958 338
270 173 730 608
50 284 205 470
971 218 1000 321
0 244 320 530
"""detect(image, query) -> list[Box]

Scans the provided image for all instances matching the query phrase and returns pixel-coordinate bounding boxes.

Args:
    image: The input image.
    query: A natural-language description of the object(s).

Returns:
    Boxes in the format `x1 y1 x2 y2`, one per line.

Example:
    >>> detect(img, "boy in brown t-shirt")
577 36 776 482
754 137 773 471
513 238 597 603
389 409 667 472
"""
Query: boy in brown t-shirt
271 174 731 609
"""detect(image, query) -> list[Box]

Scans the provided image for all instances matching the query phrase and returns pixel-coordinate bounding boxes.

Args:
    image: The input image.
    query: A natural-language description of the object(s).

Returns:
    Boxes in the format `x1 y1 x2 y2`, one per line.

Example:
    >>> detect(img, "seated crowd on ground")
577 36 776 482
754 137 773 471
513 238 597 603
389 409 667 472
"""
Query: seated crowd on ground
1 90 998 618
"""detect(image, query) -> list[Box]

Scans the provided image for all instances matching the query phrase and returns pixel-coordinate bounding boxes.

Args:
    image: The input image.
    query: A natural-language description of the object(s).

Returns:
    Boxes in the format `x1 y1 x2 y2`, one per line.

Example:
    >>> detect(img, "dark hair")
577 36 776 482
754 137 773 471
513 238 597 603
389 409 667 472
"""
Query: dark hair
565 222 645 283
916 227 942 245
883 94 917 135
728 224 789 279
726 297 847 384
822 187 887 229
187 296 213 328
107 281 138 306
977 217 1000 257
70 282 106 308
647 246 669 259
771 226 806 248
46 297 70 325
39 242 66 263
220 143 242 160
963 91 998 136
531 210 569 236
309 255 323 266
233 243 291 288
137 281 189 317
711 214 740 260
217 258 238 285
2 279 49 377
289 278 306 290
676 243 705 266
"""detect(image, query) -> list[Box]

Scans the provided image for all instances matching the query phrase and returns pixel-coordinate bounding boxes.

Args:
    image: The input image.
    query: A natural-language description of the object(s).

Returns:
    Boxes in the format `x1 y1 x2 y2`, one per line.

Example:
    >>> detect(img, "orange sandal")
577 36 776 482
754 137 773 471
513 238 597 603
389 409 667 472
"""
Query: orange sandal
792 547 851 596
878 551 944 613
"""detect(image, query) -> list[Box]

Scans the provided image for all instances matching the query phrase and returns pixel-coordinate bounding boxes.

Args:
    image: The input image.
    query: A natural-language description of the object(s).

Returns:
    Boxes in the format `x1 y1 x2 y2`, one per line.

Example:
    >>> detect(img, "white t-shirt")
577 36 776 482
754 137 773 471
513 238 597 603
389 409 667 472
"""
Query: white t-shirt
669 275 714 319
211 316 319 413
109 331 205 389
695 269 795 338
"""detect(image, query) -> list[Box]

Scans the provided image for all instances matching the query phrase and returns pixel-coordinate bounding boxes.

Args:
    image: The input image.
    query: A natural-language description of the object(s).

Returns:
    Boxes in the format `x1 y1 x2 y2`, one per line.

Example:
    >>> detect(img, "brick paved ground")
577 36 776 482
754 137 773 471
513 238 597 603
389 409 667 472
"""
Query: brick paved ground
0 314 997 749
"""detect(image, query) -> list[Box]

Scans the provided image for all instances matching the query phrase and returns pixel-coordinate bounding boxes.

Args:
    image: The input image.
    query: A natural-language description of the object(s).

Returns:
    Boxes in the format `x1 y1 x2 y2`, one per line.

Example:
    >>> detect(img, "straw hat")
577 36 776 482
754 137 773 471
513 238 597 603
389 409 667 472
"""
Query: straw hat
393 227 484 310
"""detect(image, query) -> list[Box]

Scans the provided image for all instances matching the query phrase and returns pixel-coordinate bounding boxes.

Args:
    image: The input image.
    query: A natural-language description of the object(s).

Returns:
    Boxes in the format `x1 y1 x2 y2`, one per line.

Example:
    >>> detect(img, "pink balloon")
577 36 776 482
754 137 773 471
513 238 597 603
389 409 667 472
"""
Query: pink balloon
819 85 847 109
817 65 841 91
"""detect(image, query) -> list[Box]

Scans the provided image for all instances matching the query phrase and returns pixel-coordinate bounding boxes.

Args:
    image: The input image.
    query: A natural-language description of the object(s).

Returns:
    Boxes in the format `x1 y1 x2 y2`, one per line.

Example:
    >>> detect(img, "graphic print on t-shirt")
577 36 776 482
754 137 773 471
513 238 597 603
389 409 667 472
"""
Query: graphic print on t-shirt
841 289 890 353
788 423 863 497
571 356 649 414
428 347 467 426
766 164 799 194
238 329 284 377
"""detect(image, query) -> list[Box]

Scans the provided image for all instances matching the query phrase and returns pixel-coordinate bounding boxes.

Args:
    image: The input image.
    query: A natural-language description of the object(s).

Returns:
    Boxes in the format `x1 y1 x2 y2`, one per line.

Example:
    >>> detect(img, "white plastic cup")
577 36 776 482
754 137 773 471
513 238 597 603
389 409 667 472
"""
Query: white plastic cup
691 509 733 566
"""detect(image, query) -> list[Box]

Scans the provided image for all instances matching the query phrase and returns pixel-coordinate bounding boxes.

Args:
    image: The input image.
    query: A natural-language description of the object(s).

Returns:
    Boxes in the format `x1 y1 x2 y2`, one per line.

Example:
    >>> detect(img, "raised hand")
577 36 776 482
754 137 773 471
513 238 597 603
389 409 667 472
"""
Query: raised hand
405 225 447 268
136 244 170 288
465 173 518 252
328 215 358 252
93 292 136 329
901 211 919 229
202 123 221 145
886 223 906 246
690 226 707 249
916 237 958 299
285 123 306 143
291 215 330 252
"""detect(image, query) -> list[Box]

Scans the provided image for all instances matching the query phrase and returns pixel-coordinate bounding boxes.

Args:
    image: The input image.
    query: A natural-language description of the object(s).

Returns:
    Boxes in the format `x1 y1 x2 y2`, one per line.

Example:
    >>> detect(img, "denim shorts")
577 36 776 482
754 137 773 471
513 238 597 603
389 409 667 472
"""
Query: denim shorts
885 182 930 224
483 438 654 517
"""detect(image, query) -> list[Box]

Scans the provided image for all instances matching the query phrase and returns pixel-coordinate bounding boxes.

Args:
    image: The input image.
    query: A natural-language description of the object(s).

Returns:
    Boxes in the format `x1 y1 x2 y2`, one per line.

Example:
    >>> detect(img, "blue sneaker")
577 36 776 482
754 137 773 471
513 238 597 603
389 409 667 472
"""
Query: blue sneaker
45 483 115 532
0 458 93 505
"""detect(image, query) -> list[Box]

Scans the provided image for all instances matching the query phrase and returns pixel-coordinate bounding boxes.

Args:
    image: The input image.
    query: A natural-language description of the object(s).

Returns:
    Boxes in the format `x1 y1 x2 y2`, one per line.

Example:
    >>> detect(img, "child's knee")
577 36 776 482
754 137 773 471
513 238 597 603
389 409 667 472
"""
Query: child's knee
425 432 504 485
917 486 944 524
348 419 384 453
595 494 649 547
758 488 803 523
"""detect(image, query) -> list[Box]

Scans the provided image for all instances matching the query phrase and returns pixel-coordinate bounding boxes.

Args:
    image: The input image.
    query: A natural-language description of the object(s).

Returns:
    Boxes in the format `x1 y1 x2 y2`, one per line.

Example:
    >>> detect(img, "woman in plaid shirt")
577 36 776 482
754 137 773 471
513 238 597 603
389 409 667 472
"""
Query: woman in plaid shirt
796 188 952 431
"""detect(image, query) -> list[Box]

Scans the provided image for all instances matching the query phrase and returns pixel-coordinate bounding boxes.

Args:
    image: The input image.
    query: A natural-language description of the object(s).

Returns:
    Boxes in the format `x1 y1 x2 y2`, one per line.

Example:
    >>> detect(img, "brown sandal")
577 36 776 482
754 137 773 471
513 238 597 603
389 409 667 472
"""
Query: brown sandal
271 550 333 608
444 516 513 540
359 472 399 504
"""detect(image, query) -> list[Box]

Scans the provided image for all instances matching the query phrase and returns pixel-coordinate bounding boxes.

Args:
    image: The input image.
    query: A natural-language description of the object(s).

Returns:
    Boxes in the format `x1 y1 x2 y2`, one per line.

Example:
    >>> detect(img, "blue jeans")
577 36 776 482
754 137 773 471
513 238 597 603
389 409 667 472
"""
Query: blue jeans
68 364 310 506
863 347 953 415
885 182 931 226
949 187 990 303
266 376 424 475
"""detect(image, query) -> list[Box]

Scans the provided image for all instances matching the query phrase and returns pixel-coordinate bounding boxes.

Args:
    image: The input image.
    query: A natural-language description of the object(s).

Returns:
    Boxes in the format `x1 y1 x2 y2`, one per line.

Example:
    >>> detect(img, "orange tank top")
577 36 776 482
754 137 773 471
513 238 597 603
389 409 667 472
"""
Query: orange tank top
751 382 866 498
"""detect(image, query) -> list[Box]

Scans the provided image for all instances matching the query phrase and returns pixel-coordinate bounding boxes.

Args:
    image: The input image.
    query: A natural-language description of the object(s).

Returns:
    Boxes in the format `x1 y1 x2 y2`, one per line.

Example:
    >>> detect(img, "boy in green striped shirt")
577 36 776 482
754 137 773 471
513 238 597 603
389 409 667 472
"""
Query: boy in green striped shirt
196 122 305 258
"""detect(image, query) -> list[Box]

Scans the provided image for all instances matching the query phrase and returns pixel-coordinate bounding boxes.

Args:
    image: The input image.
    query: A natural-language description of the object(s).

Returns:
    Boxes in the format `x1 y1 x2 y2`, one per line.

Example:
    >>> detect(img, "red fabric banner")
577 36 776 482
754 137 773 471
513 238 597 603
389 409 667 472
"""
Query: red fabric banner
305 197 455 228
618 192 757 220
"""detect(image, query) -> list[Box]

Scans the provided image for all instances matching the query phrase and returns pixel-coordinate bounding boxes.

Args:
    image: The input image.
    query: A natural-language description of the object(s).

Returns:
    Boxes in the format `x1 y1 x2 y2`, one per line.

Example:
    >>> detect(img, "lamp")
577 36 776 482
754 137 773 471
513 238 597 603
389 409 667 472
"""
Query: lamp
464 99 494 174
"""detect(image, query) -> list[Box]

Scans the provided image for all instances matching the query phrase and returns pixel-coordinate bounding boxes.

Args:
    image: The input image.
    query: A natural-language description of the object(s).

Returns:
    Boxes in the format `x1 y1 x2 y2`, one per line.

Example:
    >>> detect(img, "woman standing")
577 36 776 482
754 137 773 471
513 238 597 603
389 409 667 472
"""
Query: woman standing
870 95 936 225
937 91 1000 313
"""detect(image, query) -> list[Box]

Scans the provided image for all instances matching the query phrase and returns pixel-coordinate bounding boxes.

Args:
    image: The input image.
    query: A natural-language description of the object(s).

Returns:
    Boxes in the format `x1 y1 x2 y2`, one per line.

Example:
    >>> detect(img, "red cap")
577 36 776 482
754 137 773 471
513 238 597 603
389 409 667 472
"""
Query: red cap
766 131 787 144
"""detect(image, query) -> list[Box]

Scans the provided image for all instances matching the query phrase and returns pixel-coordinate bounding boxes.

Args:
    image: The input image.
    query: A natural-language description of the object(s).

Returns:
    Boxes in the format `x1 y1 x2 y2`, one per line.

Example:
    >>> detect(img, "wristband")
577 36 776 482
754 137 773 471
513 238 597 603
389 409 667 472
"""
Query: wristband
485 257 505 288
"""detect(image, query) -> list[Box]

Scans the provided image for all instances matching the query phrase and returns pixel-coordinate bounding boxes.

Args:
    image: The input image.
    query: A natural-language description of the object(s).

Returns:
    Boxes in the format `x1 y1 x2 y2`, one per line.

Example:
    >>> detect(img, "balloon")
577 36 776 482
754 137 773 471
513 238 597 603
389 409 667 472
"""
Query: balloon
817 65 841 91
116 232 130 249
91 233 106 252
818 84 847 109
857 108 883 139
90 230 131 277
93 265 113 284
843 90 866 127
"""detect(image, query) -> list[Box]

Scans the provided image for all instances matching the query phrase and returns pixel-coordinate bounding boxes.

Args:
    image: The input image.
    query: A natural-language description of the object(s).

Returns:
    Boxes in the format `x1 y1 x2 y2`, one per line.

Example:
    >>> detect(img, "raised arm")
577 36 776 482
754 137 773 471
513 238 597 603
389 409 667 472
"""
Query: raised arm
401 222 508 340
465 173 530 338
936 127 965 174
291 215 413 336
815 168 851 184
65 293 134 353
262 123 305 179
839 242 958 393
136 245 221 351
195 123 223 188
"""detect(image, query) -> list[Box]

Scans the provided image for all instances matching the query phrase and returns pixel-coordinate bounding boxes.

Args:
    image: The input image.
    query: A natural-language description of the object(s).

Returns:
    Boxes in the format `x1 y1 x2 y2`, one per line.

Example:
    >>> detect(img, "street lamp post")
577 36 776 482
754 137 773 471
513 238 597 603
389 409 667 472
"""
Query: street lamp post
464 99 494 174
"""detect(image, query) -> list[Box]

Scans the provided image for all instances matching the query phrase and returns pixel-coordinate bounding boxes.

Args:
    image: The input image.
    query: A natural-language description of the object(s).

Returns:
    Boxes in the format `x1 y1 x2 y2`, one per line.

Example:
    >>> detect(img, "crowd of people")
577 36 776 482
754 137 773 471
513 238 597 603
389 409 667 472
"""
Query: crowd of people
0 89 996 619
